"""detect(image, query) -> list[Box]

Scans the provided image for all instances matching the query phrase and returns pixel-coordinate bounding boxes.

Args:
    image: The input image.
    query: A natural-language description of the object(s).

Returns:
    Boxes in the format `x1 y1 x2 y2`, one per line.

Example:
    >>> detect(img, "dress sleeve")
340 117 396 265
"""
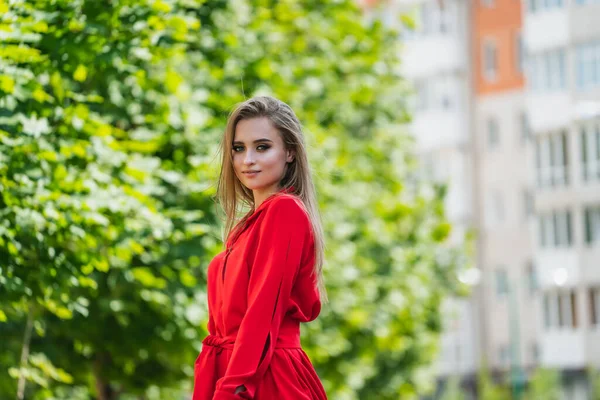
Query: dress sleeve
207 311 216 335
213 197 311 400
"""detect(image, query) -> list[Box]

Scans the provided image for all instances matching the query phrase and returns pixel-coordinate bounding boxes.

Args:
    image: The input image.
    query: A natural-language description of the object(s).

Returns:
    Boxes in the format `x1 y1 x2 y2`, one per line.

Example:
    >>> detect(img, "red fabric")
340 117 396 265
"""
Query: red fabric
193 190 327 400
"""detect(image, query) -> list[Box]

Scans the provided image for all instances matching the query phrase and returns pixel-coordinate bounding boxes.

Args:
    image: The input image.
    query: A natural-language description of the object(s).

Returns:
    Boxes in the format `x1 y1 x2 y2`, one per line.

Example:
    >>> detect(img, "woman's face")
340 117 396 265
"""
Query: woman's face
232 117 294 199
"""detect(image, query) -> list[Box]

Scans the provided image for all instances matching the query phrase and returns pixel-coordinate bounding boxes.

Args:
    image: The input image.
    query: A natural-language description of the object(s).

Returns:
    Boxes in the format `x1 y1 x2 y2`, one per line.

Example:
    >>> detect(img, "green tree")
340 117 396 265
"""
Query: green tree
589 367 600 400
1 1 219 399
524 368 561 400
1 0 467 399
478 366 510 400
440 376 466 400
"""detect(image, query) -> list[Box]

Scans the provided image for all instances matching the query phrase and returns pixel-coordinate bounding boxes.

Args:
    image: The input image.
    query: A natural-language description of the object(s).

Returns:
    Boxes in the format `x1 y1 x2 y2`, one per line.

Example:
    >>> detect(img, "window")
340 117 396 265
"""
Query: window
526 261 538 294
528 48 567 92
543 291 578 329
538 210 573 248
575 0 600 5
419 3 432 35
516 32 524 74
580 121 600 181
415 1 454 37
528 0 537 12
414 75 456 112
530 342 540 364
415 81 429 111
550 132 569 185
552 210 573 247
571 292 578 326
496 268 509 297
558 291 577 327
539 214 549 247
438 1 454 34
575 41 600 90
487 118 500 149
591 288 600 327
527 0 564 12
487 190 505 226
519 113 531 144
543 293 555 328
535 131 569 188
498 345 510 366
483 40 498 81
584 205 600 245
523 189 534 218
529 341 540 364
437 76 455 110
494 192 505 222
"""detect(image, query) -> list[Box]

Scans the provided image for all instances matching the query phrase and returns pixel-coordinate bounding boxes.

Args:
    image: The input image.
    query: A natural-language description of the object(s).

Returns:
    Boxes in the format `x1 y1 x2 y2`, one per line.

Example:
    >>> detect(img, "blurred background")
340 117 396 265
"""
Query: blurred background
0 0 599 399
365 0 600 398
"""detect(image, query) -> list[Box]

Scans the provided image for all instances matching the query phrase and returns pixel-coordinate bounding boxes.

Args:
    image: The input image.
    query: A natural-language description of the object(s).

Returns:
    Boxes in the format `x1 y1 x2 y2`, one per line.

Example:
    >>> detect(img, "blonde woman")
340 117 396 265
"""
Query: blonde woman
193 96 327 399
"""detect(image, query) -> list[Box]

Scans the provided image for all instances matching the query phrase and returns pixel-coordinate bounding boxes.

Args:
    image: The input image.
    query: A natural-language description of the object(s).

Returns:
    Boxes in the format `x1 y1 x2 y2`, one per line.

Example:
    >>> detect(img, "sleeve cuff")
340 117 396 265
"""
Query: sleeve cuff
212 390 243 400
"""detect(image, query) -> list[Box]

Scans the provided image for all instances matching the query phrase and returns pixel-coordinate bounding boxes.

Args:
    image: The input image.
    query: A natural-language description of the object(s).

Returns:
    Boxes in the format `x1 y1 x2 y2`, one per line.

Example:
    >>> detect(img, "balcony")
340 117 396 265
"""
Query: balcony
582 161 600 183
524 9 569 54
401 35 464 79
587 329 600 365
536 166 568 190
526 92 571 133
535 249 580 290
581 245 600 284
571 3 600 43
540 329 586 367
433 298 478 376
411 109 467 151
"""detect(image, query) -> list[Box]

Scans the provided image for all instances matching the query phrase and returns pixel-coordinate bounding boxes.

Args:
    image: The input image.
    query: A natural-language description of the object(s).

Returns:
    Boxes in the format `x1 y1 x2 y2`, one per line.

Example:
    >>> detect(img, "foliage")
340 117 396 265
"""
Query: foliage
439 376 466 400
0 0 466 399
440 367 567 400
0 0 219 398
477 366 510 400
589 367 600 400
523 368 561 400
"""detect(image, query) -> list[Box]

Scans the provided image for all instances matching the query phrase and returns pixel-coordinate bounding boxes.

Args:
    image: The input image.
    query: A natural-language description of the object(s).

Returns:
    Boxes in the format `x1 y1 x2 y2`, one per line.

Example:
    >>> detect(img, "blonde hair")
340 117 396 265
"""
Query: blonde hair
216 96 326 301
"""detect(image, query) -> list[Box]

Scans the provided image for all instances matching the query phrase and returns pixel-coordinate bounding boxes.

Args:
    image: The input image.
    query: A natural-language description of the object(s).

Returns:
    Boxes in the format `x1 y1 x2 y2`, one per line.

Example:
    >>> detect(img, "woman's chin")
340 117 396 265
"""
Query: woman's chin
240 181 261 191
242 182 279 194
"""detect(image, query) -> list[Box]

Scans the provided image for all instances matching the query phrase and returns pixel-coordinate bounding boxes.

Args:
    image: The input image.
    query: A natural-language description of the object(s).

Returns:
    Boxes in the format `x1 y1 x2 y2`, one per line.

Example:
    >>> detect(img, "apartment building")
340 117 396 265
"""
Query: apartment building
363 0 600 397
471 0 539 381
362 0 480 392
523 0 600 396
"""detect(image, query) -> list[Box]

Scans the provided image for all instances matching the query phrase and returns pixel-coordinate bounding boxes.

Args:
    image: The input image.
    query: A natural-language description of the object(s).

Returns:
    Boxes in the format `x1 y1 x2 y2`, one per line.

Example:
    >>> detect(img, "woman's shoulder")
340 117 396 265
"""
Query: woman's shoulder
259 194 312 231
267 193 308 216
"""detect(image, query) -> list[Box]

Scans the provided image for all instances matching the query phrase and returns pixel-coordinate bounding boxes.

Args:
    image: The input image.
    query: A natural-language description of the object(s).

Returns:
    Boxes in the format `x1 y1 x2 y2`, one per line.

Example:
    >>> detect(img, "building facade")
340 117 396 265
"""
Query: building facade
363 0 600 397
363 0 481 391
524 0 600 396
471 0 538 381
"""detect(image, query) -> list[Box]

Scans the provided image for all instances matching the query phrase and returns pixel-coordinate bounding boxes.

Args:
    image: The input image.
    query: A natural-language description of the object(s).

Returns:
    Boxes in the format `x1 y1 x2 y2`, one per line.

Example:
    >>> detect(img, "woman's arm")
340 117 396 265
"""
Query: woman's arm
212 197 310 400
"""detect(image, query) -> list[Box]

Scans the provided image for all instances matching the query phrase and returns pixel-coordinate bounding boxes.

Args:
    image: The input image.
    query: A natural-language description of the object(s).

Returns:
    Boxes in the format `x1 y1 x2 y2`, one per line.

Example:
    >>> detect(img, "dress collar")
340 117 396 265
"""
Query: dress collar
226 186 296 248
251 185 296 215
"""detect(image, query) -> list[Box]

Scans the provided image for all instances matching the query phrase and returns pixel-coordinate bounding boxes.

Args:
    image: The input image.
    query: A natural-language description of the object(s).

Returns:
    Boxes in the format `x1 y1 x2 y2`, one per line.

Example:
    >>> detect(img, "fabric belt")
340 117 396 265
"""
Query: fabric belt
202 335 235 350
202 331 301 353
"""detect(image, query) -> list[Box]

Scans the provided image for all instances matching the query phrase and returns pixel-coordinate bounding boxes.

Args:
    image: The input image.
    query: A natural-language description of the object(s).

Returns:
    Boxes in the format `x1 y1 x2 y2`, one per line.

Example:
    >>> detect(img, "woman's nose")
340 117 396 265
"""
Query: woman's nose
243 151 255 165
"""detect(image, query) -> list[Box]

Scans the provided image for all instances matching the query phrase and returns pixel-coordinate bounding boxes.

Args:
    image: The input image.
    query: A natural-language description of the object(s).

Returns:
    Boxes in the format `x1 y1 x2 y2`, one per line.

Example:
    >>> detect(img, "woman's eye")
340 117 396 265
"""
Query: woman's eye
232 146 243 152
257 145 270 151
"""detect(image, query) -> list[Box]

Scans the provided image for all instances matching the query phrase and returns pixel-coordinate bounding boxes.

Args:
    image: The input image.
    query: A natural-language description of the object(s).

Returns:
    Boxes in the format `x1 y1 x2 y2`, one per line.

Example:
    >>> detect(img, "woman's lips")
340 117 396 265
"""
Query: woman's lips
243 171 260 177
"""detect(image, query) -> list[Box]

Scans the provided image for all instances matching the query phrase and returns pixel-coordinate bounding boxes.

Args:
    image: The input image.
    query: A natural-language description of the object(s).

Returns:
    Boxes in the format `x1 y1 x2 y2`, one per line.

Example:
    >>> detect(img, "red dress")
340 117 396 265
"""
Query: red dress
193 190 327 400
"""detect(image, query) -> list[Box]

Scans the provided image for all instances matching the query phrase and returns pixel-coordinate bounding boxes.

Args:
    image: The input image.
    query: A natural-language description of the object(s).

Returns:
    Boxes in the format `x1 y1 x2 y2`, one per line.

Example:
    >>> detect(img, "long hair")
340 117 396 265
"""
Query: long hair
216 96 327 301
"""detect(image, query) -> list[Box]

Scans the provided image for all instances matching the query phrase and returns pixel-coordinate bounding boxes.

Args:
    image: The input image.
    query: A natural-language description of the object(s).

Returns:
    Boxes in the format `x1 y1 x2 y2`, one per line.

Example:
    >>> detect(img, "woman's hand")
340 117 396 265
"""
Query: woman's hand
234 385 247 395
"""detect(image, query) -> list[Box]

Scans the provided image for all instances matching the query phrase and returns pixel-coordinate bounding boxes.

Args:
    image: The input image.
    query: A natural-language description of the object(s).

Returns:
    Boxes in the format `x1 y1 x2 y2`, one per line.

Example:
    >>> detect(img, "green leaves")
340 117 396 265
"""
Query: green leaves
9 353 74 388
0 0 467 399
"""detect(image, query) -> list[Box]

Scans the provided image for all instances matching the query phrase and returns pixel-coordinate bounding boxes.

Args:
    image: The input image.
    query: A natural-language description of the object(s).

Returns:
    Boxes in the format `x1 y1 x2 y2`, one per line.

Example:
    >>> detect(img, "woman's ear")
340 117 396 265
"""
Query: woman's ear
286 149 295 163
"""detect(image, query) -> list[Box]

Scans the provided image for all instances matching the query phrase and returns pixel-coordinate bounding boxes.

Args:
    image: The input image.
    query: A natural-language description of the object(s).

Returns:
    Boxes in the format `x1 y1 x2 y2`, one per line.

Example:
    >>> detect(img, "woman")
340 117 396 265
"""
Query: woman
193 96 327 400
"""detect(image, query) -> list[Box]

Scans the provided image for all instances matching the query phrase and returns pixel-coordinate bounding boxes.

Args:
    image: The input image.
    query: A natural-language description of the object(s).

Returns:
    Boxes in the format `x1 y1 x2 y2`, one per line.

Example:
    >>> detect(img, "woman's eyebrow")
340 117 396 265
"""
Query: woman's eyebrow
232 138 274 145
